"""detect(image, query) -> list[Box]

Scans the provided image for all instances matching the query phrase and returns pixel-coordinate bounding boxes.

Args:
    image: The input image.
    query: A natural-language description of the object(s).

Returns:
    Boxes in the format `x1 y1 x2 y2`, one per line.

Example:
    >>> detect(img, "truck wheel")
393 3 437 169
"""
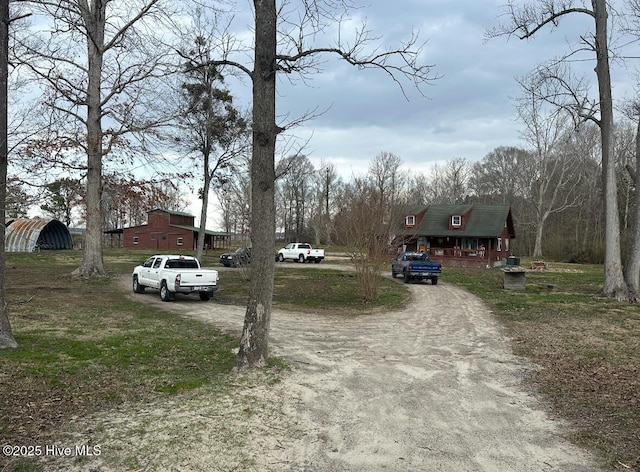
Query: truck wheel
199 292 211 301
278 253 285 262
403 271 411 284
391 270 397 278
132 275 145 293
314 259 321 263
298 254 305 263
431 277 438 285
160 281 174 302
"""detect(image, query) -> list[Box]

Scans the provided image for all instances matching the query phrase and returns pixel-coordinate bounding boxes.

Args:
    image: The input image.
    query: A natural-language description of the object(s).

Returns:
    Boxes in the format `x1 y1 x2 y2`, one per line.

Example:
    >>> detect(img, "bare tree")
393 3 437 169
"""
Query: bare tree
334 176 395 302
0 0 16 349
17 0 174 277
217 156 251 240
206 0 436 369
623 104 640 298
469 146 531 204
276 154 315 241
516 73 584 258
405 173 430 206
489 0 628 299
310 160 341 245
368 152 405 208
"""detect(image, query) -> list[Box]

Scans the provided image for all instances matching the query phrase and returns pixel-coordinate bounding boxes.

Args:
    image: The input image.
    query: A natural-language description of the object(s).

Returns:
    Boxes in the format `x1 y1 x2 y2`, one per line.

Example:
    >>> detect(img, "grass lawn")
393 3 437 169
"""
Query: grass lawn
0 249 408 471
0 249 638 470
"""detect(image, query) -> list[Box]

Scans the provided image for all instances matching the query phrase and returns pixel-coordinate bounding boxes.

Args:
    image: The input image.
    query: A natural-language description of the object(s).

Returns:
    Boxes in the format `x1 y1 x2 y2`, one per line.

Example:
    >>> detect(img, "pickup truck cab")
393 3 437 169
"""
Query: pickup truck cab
391 252 442 285
132 255 219 301
219 247 252 268
277 242 325 263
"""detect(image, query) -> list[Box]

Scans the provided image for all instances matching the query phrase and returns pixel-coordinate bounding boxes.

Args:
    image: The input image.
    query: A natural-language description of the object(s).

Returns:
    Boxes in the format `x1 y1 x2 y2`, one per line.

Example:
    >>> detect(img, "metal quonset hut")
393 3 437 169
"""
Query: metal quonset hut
5 218 74 252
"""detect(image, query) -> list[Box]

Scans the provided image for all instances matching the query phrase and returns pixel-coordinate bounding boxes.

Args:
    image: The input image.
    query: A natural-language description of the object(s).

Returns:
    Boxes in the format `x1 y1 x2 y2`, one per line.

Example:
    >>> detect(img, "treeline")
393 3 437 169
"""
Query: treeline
216 120 636 264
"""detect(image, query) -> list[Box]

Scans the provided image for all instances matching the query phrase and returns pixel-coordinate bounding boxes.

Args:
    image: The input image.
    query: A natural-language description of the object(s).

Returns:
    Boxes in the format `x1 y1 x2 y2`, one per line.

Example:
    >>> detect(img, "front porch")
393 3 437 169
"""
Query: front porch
427 247 493 268
399 236 506 268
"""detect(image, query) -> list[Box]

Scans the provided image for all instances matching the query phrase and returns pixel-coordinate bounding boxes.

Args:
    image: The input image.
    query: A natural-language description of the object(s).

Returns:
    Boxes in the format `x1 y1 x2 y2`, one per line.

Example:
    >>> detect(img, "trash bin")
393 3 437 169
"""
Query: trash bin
506 256 520 266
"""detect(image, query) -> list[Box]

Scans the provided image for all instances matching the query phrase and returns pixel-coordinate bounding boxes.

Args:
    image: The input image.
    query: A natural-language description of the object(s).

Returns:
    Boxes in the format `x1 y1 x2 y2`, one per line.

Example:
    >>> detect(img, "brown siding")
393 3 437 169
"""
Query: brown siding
123 210 196 250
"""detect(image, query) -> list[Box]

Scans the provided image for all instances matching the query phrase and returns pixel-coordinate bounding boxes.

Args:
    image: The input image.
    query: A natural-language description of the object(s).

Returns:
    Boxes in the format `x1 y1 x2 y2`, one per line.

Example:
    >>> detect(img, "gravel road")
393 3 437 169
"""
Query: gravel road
44 272 602 471
148 274 602 472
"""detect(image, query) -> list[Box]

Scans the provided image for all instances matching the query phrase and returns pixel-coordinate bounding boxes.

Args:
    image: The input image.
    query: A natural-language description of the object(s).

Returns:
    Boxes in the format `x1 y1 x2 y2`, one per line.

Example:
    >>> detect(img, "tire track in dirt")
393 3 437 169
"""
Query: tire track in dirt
150 276 602 472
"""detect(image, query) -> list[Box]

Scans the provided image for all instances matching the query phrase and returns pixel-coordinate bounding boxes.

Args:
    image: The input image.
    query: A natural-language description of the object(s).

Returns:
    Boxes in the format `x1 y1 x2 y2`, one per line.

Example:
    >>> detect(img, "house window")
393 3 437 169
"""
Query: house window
133 236 139 245
177 237 184 246
451 215 462 227
505 239 510 252
497 238 502 252
405 215 415 226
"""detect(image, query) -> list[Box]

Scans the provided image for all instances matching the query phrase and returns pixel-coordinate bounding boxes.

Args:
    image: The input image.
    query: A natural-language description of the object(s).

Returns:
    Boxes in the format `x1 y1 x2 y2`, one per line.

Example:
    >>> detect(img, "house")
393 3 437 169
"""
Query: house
395 204 516 267
122 209 230 251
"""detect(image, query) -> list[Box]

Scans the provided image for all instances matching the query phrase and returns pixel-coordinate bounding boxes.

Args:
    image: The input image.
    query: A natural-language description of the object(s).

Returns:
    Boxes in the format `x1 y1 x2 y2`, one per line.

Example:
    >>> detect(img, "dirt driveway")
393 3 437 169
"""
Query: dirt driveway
116 274 602 472
44 274 602 471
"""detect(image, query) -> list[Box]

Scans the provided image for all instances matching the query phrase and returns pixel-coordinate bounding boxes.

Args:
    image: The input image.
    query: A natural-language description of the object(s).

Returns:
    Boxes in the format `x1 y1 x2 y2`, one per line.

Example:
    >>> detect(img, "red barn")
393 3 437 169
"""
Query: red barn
122 209 229 251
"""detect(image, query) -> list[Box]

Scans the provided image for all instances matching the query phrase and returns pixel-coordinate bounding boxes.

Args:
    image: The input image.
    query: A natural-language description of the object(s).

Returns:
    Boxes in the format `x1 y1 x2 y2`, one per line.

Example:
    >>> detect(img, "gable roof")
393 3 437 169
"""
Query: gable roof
399 204 515 238
148 208 194 218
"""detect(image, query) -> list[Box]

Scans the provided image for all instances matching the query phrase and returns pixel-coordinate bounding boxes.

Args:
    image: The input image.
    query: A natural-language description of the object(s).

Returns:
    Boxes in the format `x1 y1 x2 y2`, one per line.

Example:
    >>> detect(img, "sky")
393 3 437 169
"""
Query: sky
250 0 616 177
190 0 635 228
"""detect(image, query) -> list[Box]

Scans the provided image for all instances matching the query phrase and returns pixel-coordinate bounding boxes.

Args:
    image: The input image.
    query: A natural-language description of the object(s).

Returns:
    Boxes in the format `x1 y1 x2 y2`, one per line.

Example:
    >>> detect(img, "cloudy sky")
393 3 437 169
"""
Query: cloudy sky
194 0 634 226
257 0 623 178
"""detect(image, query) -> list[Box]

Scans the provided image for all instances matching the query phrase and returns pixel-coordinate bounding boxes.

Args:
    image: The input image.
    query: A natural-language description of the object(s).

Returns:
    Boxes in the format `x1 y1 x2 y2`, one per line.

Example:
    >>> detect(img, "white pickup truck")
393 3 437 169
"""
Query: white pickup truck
277 242 325 263
132 255 219 302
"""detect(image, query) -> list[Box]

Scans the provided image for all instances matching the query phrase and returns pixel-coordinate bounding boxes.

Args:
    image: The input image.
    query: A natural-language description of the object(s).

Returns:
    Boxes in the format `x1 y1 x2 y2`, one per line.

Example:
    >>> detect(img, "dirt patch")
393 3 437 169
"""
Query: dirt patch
42 277 602 471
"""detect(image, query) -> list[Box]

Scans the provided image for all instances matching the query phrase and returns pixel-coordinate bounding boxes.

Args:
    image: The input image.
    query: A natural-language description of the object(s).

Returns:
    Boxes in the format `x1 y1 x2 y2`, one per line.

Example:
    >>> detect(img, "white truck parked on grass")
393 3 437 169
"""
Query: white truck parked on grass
132 255 219 302
277 242 325 263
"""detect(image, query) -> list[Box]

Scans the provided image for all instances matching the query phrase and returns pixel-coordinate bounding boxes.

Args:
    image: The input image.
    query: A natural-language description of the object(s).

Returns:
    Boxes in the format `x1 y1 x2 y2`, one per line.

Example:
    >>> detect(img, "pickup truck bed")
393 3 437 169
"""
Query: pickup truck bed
391 252 442 285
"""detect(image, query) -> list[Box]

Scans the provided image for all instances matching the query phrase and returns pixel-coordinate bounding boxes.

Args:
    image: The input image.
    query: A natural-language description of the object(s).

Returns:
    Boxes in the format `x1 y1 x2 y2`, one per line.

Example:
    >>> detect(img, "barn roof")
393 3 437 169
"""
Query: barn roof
5 218 74 252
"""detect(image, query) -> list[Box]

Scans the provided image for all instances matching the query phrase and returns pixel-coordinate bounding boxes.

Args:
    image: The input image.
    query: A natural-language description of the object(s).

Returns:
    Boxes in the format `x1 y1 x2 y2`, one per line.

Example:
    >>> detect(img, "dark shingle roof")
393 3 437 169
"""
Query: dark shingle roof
399 204 514 238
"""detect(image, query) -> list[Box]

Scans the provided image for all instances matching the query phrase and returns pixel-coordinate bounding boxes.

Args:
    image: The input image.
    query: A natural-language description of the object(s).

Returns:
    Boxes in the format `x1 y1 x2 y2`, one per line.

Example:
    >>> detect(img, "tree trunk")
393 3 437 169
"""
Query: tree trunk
593 0 627 299
0 0 16 348
624 117 640 300
235 0 277 370
532 213 548 259
73 0 106 277
196 152 212 262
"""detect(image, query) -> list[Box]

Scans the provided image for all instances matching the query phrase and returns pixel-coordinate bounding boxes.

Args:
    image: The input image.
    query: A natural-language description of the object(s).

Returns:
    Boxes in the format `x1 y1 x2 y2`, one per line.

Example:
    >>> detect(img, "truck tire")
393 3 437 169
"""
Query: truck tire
199 292 211 301
132 275 145 293
314 259 321 263
278 253 285 262
298 254 305 263
391 269 397 278
431 277 438 285
403 271 411 284
160 281 174 302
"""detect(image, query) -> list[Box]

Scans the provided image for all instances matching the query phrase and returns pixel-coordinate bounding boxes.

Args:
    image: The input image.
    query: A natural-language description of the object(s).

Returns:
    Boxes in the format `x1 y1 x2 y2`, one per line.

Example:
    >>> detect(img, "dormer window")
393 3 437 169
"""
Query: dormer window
451 215 462 227
405 215 415 226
